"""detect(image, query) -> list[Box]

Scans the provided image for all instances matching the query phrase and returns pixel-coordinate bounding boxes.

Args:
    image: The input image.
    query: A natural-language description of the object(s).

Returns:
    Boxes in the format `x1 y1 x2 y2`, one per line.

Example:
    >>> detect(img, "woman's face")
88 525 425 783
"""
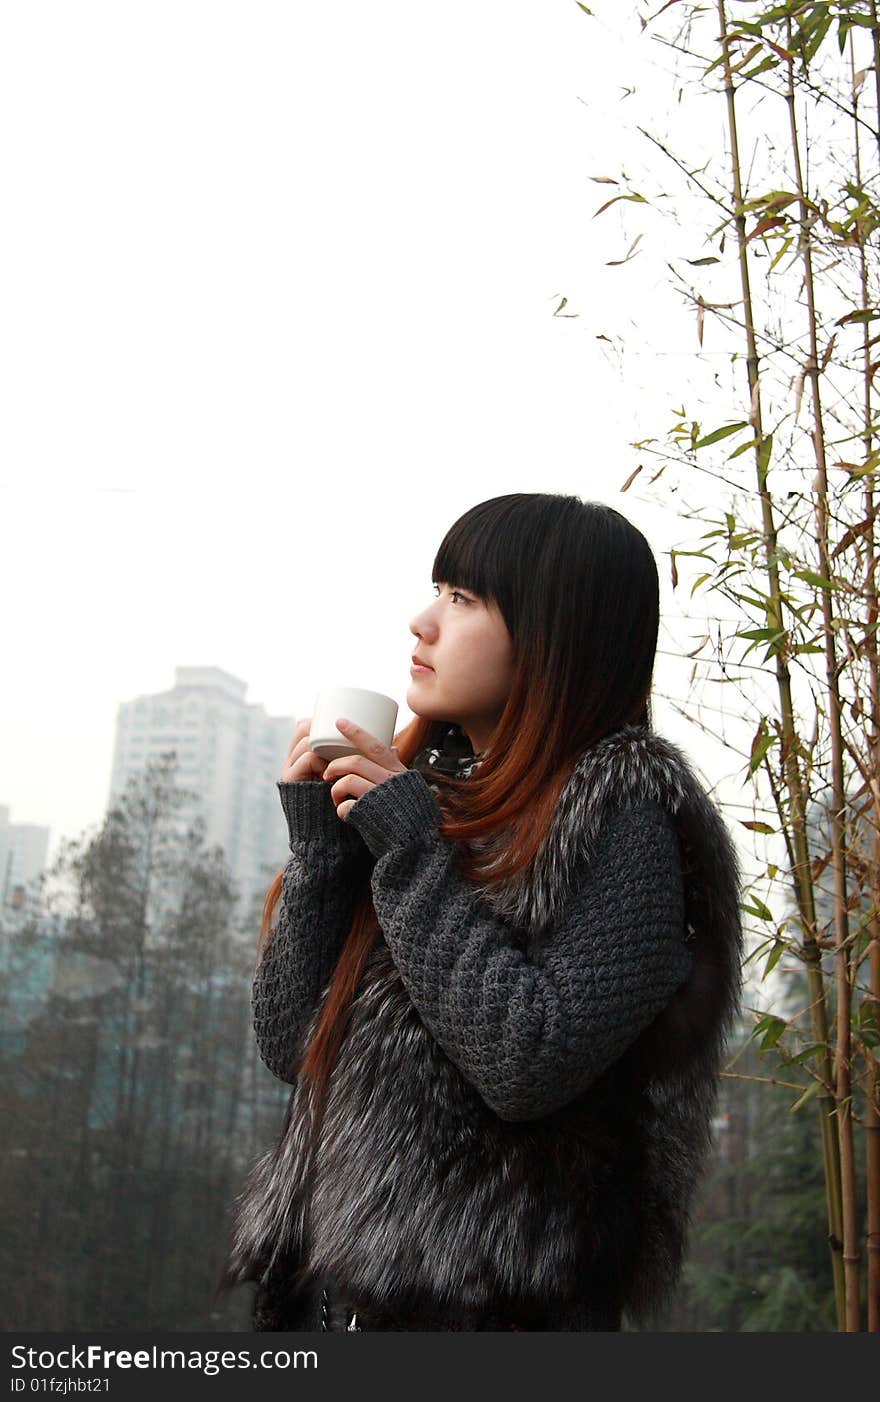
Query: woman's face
407 582 515 755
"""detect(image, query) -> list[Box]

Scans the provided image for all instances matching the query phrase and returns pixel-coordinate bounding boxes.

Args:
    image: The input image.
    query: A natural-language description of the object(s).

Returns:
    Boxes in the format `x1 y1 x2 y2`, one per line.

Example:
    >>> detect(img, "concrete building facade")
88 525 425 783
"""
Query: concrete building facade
107 666 295 917
0 806 50 912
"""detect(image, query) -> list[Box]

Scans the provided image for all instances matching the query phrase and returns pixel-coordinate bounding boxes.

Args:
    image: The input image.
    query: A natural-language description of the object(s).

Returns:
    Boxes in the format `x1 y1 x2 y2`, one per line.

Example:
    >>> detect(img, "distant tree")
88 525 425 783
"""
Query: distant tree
1 754 288 1330
669 1021 842 1331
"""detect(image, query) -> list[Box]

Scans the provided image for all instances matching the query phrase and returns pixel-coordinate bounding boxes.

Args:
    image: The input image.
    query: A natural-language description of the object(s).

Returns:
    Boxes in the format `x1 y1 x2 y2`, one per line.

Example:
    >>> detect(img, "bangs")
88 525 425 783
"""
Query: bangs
431 497 528 605
431 539 490 600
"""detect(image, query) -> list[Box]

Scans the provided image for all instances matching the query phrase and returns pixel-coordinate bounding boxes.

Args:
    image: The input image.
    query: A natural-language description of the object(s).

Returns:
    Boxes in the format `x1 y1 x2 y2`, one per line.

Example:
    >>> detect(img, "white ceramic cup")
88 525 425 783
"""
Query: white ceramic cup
308 687 399 760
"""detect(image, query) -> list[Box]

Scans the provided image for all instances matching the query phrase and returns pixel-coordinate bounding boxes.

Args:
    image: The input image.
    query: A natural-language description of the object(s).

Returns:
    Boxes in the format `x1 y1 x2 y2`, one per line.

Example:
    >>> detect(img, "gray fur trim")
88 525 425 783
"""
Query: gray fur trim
475 725 715 930
222 724 744 1327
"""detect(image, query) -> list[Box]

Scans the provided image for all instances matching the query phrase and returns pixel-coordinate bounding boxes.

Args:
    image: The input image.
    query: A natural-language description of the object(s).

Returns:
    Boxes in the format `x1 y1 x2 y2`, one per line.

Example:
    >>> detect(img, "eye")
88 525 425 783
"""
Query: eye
432 583 469 605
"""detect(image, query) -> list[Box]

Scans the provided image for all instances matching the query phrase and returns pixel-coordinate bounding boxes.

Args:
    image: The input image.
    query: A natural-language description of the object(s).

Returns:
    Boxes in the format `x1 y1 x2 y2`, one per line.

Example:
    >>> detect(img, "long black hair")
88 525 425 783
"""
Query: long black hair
261 491 661 1107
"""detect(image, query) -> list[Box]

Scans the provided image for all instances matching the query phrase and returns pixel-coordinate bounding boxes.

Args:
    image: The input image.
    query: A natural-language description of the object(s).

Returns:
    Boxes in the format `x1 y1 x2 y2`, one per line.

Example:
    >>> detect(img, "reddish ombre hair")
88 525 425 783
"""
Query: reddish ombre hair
256 494 660 1128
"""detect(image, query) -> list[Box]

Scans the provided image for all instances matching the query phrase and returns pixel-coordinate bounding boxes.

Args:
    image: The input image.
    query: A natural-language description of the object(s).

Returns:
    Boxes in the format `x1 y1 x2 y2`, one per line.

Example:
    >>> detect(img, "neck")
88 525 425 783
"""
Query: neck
461 726 489 757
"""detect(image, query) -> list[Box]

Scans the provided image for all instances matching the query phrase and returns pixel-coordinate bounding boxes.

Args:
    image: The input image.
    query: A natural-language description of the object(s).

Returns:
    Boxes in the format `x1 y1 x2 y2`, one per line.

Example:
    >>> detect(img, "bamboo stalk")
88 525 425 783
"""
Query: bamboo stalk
869 0 880 169
784 15 861 1331
849 22 880 1335
716 0 846 1328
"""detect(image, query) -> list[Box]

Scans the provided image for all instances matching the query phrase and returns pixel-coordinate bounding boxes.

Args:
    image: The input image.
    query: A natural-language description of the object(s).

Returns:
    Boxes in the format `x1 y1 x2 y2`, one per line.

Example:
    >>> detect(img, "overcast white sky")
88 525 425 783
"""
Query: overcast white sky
1 2 764 874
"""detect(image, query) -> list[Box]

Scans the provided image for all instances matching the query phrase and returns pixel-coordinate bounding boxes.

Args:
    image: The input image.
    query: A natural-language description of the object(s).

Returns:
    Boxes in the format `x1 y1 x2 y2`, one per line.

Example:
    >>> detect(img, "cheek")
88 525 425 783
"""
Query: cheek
488 630 515 678
469 635 513 697
494 653 515 696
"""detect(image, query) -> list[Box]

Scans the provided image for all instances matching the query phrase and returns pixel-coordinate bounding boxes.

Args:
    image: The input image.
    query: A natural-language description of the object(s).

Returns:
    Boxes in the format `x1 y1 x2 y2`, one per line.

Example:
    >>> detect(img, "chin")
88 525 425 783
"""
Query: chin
405 686 443 722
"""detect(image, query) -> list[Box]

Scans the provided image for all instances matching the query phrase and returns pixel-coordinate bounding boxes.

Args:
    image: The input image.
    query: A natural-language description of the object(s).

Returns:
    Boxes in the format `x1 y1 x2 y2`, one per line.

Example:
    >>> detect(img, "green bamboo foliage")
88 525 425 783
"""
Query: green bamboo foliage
585 0 880 1331
850 2 880 1332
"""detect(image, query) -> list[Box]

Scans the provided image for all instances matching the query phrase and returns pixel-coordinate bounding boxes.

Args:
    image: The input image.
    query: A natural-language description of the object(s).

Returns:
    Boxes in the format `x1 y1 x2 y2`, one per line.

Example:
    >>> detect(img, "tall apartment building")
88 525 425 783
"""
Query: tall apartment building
107 666 295 919
0 806 50 912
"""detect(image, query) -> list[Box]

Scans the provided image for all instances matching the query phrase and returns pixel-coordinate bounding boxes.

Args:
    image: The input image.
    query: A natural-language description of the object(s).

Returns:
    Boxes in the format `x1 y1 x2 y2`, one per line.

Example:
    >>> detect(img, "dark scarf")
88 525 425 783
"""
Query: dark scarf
410 721 485 780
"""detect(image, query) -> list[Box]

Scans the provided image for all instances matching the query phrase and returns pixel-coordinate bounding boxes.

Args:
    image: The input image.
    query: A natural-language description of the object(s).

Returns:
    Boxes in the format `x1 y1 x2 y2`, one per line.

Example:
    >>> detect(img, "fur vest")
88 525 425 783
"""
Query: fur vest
222 722 744 1329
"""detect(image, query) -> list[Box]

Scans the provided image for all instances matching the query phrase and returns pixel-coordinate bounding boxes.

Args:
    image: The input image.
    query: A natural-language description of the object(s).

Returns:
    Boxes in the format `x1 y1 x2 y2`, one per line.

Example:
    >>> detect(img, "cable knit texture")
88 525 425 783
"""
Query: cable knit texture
223 722 744 1332
257 770 692 1120
250 781 372 1083
352 776 692 1120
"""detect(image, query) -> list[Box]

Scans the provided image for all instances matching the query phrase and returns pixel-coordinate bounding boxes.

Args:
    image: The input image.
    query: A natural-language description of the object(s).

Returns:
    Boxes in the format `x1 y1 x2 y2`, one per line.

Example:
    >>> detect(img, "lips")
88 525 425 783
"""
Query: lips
411 655 434 670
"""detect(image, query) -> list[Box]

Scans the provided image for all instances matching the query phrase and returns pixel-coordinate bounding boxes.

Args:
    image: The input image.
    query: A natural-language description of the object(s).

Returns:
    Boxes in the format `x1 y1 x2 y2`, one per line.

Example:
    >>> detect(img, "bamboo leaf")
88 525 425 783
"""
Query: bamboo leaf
764 940 786 976
764 38 794 63
794 569 838 590
819 334 836 372
607 233 644 267
798 8 833 64
852 1004 879 1047
727 436 760 460
749 722 775 775
649 0 687 20
751 1013 787 1052
836 308 880 326
747 215 787 241
741 190 799 214
619 463 643 492
737 626 784 642
743 895 774 921
729 588 774 610
741 820 775 834
694 421 749 449
593 192 647 218
741 55 781 79
552 296 576 317
725 18 762 36
768 235 794 272
788 1080 821 1114
730 42 764 73
831 516 872 559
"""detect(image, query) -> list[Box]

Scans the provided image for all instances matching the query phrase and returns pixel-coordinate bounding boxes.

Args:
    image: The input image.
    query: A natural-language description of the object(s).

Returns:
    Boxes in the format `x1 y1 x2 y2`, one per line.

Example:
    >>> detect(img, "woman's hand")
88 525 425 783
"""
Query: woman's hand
279 718 330 783
322 717 408 821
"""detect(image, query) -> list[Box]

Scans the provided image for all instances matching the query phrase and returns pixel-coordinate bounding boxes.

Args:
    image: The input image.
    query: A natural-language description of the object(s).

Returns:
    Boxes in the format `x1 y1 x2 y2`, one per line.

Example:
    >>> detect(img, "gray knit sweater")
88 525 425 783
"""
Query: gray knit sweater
252 768 693 1121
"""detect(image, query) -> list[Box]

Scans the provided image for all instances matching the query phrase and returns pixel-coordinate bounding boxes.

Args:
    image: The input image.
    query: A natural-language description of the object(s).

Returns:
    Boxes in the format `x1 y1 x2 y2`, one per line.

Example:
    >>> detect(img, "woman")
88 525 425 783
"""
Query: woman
219 492 744 1331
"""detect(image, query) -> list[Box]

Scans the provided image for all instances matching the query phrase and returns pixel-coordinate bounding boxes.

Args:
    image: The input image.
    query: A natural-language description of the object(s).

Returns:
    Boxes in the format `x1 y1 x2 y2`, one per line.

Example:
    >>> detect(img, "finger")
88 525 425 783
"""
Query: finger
326 774 373 806
285 736 317 769
288 718 312 757
335 718 392 761
280 741 327 782
322 755 391 785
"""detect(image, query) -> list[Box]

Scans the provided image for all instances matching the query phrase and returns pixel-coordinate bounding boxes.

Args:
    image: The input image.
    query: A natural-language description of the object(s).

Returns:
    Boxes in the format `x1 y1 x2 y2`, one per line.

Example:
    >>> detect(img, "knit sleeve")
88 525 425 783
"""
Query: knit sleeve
345 768 694 1122
250 780 371 1083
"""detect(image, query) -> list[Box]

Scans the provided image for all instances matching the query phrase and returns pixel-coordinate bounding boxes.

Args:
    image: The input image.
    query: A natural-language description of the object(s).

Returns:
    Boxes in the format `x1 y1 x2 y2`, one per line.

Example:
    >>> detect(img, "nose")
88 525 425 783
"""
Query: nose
409 599 439 642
